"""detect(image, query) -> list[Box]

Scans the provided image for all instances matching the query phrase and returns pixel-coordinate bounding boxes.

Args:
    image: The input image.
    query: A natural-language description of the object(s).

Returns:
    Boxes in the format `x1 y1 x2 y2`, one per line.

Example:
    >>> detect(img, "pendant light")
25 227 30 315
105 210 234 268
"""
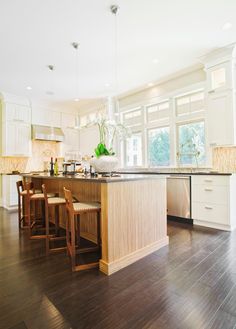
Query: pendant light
72 42 80 102
46 64 55 96
108 4 120 119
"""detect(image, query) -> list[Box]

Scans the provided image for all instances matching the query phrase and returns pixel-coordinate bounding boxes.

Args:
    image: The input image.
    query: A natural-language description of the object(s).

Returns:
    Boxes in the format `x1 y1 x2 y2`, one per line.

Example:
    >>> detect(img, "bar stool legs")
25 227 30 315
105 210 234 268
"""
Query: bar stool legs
64 187 101 272
42 184 67 256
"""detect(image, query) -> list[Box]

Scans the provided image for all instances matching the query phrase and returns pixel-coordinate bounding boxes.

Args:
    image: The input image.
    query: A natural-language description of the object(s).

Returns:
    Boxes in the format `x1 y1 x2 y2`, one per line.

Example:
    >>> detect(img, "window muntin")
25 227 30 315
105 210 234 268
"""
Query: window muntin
146 101 169 123
177 121 205 166
148 127 170 167
123 108 142 127
125 133 142 166
176 91 204 117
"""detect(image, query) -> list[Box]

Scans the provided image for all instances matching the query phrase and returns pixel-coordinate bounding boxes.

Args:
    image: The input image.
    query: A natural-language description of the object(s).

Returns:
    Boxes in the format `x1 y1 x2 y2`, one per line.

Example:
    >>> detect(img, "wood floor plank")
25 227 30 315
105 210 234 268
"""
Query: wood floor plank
1 209 236 329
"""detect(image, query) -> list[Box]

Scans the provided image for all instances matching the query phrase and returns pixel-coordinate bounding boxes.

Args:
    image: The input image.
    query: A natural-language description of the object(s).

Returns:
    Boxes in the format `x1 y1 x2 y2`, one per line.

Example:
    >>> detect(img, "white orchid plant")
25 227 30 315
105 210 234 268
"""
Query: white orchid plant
85 112 130 158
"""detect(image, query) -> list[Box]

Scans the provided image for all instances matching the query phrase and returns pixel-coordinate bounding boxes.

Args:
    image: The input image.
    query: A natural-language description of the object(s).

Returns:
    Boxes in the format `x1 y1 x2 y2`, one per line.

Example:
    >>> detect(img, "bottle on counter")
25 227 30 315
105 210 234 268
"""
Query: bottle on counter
50 157 54 176
54 158 59 176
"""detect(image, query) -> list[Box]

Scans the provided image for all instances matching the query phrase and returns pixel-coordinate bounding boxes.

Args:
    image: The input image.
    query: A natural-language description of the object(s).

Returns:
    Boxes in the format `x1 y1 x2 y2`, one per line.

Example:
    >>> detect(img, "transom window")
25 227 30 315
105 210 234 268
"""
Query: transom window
146 101 169 123
175 91 204 117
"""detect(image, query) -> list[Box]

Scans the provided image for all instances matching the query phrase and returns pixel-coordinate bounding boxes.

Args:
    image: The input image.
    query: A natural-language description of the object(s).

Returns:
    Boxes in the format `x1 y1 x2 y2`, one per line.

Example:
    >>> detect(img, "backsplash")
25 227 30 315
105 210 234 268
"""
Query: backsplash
212 147 236 173
0 141 62 174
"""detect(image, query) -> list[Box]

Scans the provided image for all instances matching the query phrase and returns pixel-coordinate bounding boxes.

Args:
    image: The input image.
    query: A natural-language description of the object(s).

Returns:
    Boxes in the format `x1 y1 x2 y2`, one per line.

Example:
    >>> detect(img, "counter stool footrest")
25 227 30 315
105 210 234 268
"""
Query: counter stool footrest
73 262 99 272
76 246 100 254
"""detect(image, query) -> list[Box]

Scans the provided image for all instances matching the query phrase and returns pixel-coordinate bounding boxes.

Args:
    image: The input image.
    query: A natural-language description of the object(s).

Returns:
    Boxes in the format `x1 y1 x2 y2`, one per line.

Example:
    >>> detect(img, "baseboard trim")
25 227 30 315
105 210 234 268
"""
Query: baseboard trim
194 219 232 231
99 236 169 275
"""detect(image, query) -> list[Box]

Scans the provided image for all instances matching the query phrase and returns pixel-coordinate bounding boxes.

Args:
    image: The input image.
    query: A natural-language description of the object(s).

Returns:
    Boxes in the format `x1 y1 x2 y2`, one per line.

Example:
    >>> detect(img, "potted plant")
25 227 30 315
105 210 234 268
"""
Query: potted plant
86 112 130 173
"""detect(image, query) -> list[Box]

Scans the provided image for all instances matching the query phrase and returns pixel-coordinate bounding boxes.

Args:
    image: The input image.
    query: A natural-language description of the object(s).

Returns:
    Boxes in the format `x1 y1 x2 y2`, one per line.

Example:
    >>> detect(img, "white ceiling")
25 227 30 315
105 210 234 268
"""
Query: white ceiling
0 0 236 109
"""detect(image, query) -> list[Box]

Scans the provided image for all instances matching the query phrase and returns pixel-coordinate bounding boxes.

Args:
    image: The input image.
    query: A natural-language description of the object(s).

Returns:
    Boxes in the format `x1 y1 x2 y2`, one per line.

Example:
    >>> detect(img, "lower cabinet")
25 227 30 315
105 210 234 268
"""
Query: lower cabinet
192 175 236 231
2 175 21 210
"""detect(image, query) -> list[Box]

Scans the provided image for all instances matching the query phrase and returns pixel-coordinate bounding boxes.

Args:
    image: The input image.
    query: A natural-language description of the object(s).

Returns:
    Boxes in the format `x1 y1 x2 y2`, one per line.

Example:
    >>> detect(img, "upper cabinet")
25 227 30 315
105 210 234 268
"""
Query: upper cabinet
201 44 236 147
32 107 61 127
0 93 32 156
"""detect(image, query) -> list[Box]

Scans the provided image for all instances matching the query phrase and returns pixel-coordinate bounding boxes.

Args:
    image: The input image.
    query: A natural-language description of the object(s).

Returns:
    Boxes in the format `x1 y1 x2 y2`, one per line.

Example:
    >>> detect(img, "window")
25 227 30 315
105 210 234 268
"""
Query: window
123 108 142 127
175 91 204 117
177 121 205 166
146 101 169 123
148 127 170 167
125 133 142 166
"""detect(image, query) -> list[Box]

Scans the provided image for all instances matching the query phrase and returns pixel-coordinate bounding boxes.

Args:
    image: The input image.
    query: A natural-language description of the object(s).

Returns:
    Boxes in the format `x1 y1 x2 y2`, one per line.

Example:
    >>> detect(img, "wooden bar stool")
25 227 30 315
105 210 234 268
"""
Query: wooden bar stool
42 184 67 255
25 182 55 240
64 187 101 272
16 180 41 229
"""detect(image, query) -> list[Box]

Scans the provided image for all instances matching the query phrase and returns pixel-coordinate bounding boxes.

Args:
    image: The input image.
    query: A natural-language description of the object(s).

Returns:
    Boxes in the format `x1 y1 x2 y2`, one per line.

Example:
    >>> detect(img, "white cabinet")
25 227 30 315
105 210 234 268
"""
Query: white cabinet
63 127 79 152
202 45 236 147
32 107 61 127
2 121 31 156
207 90 234 146
0 96 32 157
3 103 31 123
206 62 232 93
2 174 21 210
61 112 76 128
191 175 236 231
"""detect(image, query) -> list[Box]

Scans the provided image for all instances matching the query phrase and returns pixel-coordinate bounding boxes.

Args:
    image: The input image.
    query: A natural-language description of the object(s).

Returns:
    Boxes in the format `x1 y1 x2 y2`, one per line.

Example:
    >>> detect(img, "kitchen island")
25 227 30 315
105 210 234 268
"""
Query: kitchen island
22 173 169 275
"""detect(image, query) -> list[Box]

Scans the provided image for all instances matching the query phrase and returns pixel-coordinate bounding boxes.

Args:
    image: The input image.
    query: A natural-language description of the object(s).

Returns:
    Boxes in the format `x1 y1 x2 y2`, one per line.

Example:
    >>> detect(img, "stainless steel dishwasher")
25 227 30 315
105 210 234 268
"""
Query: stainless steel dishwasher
167 175 192 223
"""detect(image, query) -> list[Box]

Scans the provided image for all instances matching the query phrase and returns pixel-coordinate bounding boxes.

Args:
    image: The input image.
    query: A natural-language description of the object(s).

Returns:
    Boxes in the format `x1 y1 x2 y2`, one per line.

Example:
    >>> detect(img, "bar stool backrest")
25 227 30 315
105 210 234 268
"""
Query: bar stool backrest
63 187 74 218
42 184 49 207
16 180 24 195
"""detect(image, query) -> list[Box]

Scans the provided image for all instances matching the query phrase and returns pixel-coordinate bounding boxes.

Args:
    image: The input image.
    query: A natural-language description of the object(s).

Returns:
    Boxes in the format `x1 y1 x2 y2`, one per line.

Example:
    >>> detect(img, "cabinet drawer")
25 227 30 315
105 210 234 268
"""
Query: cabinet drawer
191 175 229 186
192 185 229 204
192 202 229 225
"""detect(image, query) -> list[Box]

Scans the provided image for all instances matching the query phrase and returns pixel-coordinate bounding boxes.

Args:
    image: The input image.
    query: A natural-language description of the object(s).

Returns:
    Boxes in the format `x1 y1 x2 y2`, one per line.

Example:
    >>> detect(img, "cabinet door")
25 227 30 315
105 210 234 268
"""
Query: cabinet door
207 91 234 146
4 103 31 123
3 121 16 155
16 124 31 156
32 107 61 127
63 128 79 152
61 113 76 128
3 122 31 156
207 62 232 92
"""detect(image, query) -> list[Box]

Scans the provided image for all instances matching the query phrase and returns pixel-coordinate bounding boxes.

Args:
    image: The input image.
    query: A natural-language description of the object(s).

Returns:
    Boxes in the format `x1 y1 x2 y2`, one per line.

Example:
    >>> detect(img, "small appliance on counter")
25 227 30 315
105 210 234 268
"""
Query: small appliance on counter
62 161 81 175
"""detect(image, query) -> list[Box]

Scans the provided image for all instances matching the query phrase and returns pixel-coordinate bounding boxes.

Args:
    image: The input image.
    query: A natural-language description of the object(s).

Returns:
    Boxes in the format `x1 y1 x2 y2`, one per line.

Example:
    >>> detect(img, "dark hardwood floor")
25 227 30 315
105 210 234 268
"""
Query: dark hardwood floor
1 208 236 329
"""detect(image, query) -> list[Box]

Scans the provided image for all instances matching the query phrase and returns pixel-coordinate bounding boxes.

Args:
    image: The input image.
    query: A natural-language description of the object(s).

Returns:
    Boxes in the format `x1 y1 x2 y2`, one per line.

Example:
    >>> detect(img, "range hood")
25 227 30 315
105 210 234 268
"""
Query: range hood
32 125 64 142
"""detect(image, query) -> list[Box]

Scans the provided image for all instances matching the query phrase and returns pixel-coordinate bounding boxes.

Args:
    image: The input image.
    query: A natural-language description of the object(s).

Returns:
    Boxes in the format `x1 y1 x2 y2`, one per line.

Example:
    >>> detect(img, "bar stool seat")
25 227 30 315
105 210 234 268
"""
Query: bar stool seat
73 202 101 212
48 197 66 205
16 180 34 229
64 187 101 272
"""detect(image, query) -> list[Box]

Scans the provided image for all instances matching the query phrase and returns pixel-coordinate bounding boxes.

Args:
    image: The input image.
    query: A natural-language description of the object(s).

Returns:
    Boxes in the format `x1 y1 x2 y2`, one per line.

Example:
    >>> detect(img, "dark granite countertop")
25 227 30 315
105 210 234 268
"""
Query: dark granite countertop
115 171 232 176
21 172 167 183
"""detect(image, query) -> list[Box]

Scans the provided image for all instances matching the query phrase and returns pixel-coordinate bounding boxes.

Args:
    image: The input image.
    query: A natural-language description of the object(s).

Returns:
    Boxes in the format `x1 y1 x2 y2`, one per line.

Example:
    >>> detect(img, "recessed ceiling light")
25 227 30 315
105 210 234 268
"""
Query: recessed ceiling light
152 58 160 64
26 86 32 90
105 83 110 87
222 22 232 30
74 98 80 102
148 82 154 87
46 91 54 96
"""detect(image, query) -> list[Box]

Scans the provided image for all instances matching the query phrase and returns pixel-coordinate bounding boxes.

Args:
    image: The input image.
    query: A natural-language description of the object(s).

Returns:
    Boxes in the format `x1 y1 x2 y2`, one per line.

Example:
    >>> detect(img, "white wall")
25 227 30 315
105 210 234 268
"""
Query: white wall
119 68 206 110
